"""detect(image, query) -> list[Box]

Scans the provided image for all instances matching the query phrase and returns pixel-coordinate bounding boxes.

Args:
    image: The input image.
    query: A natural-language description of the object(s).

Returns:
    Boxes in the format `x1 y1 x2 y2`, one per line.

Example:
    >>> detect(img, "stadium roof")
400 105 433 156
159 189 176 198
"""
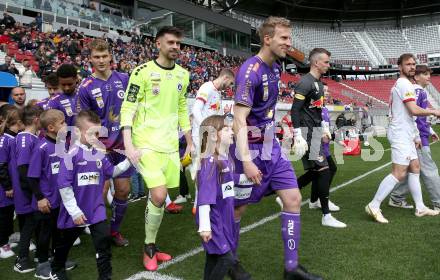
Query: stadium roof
225 0 440 23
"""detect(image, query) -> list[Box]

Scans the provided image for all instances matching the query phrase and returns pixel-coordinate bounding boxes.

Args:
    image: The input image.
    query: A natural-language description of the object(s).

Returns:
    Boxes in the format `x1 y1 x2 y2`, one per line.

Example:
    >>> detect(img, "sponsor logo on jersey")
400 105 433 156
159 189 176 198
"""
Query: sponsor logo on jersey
238 174 253 185
114 80 123 88
266 109 274 119
309 96 324 109
166 73 173 80
150 72 161 80
91 88 101 95
234 186 252 199
51 162 60 174
78 172 100 186
222 181 235 199
127 84 139 103
245 64 253 79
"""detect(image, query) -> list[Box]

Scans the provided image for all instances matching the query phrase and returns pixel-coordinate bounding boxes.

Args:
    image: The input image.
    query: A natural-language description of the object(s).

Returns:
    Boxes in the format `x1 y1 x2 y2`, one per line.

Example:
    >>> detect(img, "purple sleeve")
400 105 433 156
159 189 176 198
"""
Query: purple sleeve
16 135 33 166
78 85 91 110
196 159 218 206
46 98 58 110
416 89 425 108
322 108 330 123
0 138 9 163
102 156 114 180
234 70 258 107
27 145 43 178
58 155 74 189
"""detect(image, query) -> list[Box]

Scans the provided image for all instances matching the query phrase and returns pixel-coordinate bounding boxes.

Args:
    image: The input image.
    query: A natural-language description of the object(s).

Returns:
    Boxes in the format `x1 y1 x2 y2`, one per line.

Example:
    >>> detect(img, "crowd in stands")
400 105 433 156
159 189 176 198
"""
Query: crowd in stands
0 17 245 97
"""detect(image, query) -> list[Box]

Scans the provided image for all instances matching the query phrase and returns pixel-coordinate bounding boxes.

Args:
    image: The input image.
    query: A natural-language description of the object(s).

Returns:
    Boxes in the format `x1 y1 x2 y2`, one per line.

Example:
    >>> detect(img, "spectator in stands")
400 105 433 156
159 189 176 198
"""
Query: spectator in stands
79 64 91 78
11 87 26 109
19 59 36 88
35 13 43 32
1 12 16 29
0 55 19 75
0 30 11 51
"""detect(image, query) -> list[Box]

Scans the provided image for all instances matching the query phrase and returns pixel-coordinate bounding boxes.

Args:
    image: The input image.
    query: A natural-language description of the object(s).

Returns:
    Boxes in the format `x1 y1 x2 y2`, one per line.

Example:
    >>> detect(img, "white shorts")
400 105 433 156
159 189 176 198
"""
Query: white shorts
389 139 418 165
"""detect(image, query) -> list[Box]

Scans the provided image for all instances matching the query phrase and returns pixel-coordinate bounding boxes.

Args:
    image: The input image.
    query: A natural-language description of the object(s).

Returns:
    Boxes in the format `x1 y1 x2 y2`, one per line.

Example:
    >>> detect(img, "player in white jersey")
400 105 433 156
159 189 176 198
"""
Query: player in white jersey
192 69 235 149
190 69 235 213
365 53 440 223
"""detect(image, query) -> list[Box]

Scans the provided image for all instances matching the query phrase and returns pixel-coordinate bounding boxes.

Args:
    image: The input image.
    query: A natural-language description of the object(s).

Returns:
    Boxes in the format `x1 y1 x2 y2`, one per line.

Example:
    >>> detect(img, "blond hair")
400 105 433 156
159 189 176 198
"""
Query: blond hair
257 16 292 43
89 38 110 53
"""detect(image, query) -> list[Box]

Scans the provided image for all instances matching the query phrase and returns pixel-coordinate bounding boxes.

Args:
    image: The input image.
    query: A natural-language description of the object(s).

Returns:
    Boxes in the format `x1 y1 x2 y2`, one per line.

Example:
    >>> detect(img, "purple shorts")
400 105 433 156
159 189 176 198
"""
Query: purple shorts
232 140 298 206
107 151 135 178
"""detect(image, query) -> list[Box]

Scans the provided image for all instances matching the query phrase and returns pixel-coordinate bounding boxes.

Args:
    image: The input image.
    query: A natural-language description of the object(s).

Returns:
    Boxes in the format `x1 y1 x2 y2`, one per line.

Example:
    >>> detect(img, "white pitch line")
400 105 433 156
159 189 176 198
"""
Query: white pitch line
127 272 184 280
126 148 395 280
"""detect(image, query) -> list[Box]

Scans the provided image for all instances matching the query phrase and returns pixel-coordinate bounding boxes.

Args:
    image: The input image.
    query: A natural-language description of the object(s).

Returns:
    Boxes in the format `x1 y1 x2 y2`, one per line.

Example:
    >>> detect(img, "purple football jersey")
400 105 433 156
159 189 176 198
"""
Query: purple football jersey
57 145 114 229
0 135 13 208
234 56 280 143
27 136 61 210
46 93 80 127
321 107 331 157
0 133 32 214
16 132 38 166
196 156 235 255
78 71 129 151
414 86 430 147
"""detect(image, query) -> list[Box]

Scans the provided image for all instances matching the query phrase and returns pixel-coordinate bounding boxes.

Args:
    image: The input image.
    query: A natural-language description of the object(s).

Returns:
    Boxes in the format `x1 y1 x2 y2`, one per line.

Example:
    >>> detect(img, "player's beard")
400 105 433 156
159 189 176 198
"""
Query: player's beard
403 69 415 79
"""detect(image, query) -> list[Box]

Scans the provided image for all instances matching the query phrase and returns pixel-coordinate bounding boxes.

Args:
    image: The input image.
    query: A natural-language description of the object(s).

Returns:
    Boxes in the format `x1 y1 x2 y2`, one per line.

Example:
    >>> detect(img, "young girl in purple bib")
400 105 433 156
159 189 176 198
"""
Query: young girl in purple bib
195 114 236 280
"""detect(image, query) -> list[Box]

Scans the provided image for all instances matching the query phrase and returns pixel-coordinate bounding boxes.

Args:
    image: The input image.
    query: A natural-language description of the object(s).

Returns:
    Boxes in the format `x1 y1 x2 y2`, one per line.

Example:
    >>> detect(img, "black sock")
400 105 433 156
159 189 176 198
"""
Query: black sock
316 168 331 215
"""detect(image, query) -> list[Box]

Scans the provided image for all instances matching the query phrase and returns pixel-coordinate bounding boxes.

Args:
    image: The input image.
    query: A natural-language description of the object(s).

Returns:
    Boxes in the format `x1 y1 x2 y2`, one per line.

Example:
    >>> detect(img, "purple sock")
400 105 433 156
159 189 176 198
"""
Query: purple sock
110 198 128 233
231 219 241 261
281 212 300 271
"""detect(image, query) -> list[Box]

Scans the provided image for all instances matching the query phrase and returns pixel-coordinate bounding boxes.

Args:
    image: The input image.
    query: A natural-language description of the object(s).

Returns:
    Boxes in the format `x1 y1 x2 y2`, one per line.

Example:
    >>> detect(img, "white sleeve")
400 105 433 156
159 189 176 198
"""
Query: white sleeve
398 80 416 103
197 204 211 232
112 158 131 178
59 187 84 220
429 127 435 135
192 99 205 128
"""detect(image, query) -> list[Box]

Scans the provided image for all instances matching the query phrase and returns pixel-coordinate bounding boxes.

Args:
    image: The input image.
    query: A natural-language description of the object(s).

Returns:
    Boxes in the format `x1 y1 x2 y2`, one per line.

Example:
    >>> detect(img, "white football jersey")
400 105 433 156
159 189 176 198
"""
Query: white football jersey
192 81 222 144
388 77 418 140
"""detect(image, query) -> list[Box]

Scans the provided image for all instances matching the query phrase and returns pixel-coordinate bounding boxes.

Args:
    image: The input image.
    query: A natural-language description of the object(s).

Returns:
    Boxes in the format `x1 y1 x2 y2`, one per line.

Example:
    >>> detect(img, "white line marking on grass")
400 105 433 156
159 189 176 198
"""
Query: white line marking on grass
127 272 184 280
127 148 397 280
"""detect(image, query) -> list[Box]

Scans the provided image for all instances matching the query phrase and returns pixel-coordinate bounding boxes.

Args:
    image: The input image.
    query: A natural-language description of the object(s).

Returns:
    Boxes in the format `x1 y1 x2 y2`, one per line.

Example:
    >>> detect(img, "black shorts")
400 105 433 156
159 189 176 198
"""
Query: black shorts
301 124 328 170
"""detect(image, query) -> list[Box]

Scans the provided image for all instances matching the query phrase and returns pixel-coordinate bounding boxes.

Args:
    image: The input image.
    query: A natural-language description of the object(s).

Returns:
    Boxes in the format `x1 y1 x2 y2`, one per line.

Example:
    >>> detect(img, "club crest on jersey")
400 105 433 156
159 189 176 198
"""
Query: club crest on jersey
117 90 125 99
177 83 183 92
96 159 102 169
96 96 104 108
152 83 160 95
64 105 73 116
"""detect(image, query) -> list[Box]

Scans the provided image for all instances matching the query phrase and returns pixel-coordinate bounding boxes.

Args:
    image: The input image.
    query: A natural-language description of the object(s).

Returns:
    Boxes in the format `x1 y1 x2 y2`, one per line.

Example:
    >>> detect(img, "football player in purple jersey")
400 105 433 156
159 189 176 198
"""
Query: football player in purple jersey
78 39 133 247
232 17 322 280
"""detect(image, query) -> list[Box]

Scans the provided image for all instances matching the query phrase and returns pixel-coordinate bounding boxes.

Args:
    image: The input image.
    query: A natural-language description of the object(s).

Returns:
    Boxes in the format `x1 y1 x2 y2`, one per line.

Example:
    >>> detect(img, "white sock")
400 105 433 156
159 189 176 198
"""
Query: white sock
407 173 426 210
165 194 172 207
193 188 198 209
370 174 399 209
